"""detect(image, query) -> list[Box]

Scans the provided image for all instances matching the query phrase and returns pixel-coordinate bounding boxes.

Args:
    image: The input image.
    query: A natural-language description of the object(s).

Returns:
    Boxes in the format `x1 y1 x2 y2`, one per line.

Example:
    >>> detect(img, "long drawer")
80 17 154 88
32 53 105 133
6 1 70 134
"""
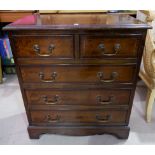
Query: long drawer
80 35 140 58
20 65 136 84
25 89 131 106
12 35 74 58
30 109 128 125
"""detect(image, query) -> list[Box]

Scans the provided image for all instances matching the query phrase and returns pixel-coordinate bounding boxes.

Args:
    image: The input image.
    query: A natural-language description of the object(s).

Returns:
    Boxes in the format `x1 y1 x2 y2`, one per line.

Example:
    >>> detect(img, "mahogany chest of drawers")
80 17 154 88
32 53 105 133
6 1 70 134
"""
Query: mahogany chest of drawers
3 13 151 139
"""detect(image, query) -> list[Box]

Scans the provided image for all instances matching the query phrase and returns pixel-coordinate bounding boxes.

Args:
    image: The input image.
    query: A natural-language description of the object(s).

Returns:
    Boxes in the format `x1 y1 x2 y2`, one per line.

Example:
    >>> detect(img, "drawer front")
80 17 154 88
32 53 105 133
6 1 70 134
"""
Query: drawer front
20 65 135 83
26 89 131 106
13 35 74 58
80 35 140 58
30 110 127 125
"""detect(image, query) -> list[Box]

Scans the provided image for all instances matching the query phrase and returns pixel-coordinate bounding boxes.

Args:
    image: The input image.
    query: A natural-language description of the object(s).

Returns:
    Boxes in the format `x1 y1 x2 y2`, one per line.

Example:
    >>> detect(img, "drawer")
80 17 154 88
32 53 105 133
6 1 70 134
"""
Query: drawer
20 65 135 84
80 35 140 58
13 35 74 58
26 89 131 106
30 110 127 125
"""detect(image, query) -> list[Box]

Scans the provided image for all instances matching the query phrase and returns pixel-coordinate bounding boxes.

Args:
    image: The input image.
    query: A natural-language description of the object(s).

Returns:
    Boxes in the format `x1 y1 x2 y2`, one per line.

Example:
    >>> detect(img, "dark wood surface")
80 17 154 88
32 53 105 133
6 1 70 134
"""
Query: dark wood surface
30 109 128 125
13 35 74 58
4 13 150 139
80 35 140 58
25 88 131 106
28 126 130 139
3 13 151 31
20 65 135 83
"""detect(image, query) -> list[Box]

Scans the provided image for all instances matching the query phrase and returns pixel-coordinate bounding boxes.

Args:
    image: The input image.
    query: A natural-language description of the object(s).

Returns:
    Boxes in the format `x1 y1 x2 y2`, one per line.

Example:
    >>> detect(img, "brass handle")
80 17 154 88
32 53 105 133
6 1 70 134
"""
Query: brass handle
42 95 60 105
45 114 60 123
97 72 118 83
33 44 55 57
48 44 55 52
96 114 112 123
98 43 120 56
39 72 57 83
33 44 40 52
96 96 114 105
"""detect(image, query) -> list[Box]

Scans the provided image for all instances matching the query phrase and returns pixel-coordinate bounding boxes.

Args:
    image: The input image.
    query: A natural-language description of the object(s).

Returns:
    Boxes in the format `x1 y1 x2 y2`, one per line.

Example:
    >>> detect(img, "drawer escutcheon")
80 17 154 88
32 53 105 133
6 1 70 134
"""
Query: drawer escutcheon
96 95 114 105
33 44 55 57
97 72 118 83
96 114 112 123
45 114 60 123
98 43 121 56
42 95 60 105
39 72 57 83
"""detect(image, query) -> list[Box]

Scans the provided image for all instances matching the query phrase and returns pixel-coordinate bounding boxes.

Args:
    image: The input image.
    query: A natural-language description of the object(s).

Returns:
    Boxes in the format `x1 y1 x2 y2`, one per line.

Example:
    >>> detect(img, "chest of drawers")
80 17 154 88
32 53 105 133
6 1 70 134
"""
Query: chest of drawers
3 13 151 139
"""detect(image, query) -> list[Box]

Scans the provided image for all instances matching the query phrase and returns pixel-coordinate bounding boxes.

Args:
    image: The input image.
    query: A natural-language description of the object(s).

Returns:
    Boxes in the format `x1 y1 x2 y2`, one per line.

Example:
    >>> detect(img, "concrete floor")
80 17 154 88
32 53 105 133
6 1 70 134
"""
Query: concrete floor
0 75 155 145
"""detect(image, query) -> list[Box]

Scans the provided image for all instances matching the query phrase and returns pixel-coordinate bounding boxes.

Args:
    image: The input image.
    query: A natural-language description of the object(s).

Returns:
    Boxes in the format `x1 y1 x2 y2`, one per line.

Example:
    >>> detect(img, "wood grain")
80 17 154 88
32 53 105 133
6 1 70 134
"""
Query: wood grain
25 88 131 105
20 65 135 83
13 35 74 58
4 13 149 139
80 35 140 58
30 109 128 125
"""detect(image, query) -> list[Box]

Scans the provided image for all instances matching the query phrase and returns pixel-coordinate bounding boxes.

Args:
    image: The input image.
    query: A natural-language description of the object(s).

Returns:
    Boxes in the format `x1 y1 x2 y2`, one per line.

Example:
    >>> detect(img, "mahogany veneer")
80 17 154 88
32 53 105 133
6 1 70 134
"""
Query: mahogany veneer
3 13 151 139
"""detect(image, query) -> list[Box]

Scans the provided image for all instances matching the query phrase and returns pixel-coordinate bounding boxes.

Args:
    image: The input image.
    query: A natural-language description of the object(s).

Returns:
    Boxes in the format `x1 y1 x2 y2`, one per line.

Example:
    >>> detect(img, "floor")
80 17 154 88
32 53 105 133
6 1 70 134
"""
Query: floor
0 75 155 145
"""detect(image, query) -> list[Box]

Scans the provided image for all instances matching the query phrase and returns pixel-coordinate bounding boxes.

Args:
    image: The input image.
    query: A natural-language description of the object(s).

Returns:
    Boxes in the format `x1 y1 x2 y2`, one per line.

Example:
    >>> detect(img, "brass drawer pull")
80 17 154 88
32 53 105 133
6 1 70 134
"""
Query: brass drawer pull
97 72 118 83
96 114 112 123
98 43 120 56
39 72 57 83
33 44 55 57
96 96 114 105
33 44 40 52
45 114 60 123
42 95 60 105
48 44 55 52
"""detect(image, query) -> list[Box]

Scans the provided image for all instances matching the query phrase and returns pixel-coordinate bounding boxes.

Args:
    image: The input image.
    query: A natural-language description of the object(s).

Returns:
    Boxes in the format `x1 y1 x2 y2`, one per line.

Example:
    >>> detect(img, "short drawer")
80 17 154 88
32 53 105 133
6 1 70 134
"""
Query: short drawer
13 35 74 58
30 109 127 125
80 35 140 58
26 89 131 106
20 65 135 84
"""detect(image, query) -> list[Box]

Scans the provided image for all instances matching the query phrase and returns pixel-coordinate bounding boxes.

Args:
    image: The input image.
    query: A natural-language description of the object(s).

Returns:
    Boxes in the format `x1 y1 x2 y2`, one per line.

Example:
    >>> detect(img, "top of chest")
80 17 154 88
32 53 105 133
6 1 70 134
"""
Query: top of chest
3 13 151 31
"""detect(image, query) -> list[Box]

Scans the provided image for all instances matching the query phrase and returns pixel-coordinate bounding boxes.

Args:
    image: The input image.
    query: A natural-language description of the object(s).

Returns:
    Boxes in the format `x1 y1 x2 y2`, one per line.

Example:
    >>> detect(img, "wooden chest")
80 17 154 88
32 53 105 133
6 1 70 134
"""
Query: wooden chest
3 13 151 139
